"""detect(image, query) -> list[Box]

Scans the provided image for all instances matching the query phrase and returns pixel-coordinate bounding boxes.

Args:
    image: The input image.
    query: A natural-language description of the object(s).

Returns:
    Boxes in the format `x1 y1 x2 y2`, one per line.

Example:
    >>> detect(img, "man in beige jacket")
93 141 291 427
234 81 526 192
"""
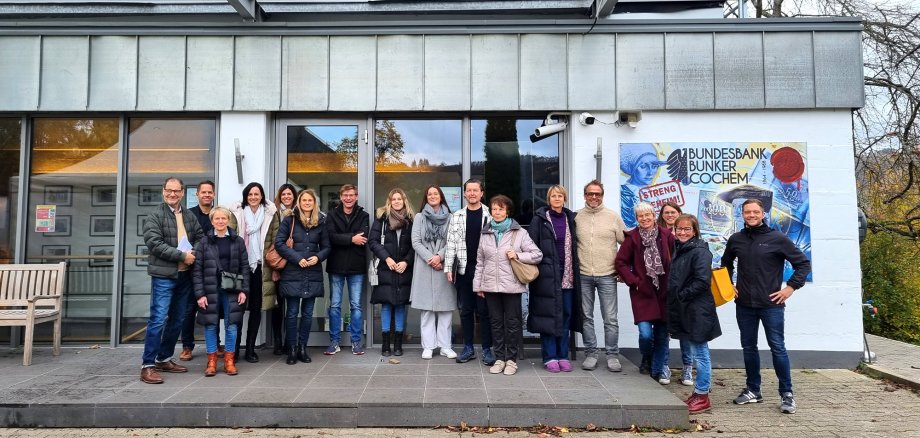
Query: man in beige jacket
574 179 627 372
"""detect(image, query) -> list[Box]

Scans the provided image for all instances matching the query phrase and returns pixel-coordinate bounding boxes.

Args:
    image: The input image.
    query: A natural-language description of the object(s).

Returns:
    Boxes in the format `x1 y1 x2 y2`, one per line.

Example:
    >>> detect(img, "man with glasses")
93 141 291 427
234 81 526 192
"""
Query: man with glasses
575 179 627 372
139 177 205 384
179 180 216 361
324 184 370 355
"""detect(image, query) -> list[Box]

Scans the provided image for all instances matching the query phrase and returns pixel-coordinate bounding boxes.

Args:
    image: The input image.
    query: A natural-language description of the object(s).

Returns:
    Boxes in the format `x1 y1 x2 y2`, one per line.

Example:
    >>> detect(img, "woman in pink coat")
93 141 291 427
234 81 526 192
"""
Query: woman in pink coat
473 194 542 376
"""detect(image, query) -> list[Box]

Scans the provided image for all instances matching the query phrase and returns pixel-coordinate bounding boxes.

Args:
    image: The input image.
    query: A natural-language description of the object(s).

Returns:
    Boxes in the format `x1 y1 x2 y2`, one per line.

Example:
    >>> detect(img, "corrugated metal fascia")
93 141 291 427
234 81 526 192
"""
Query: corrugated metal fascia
0 17 863 36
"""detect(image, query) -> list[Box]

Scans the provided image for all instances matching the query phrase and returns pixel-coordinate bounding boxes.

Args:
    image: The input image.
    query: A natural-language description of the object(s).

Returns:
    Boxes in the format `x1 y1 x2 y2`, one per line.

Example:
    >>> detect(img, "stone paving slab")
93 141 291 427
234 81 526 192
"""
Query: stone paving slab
863 334 920 390
0 345 688 429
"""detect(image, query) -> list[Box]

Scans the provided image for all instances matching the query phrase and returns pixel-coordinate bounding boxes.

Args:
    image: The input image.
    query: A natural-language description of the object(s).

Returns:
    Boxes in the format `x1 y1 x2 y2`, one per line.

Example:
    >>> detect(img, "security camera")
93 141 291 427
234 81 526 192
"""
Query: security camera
534 122 568 138
579 112 596 125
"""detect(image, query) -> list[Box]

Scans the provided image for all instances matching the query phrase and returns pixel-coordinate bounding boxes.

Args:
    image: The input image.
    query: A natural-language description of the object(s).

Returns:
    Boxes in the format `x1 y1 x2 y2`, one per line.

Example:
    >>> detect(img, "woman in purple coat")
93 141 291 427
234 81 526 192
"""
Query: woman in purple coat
615 202 675 384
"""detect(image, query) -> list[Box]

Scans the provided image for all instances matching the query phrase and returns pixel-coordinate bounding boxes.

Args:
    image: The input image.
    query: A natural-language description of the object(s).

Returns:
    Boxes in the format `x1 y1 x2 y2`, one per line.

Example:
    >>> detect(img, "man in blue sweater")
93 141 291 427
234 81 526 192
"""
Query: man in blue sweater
721 198 811 414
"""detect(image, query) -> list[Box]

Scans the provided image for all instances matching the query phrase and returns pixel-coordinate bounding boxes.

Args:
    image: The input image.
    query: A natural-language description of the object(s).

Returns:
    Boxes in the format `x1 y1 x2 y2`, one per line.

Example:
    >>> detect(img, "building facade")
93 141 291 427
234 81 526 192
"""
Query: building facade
0 0 864 366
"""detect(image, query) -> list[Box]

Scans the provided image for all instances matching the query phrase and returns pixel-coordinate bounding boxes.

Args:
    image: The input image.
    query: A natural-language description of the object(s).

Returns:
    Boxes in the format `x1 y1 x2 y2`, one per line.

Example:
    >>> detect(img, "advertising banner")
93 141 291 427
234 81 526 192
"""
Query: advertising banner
619 142 811 281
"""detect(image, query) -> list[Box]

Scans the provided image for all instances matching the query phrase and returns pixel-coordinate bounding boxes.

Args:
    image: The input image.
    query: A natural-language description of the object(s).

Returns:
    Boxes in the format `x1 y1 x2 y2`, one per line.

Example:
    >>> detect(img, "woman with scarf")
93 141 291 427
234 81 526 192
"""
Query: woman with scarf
657 201 694 386
410 185 456 360
473 194 542 376
192 207 248 376
229 182 277 363
614 202 675 384
276 189 330 365
263 183 297 355
528 185 583 373
369 188 415 357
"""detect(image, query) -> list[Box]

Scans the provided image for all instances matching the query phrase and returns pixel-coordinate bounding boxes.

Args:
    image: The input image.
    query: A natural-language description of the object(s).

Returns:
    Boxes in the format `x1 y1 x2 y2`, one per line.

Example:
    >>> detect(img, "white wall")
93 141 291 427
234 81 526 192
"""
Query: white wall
217 112 272 206
568 110 863 354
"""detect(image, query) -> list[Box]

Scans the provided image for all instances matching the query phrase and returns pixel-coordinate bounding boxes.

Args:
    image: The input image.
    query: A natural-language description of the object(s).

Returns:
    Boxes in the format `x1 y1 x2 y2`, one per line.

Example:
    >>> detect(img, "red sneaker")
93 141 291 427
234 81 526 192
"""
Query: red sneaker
686 393 711 414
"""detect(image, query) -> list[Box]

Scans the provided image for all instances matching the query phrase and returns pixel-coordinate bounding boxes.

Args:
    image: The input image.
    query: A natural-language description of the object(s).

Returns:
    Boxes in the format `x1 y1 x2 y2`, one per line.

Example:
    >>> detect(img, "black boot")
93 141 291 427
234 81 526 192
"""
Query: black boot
639 355 652 375
393 332 404 357
244 339 259 363
381 332 392 357
272 329 283 356
286 345 297 365
297 345 311 363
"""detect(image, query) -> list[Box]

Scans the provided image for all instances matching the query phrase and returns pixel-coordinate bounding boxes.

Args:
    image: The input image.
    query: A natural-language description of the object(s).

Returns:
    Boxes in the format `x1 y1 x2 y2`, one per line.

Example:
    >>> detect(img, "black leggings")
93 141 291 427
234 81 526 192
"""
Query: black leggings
236 264 263 350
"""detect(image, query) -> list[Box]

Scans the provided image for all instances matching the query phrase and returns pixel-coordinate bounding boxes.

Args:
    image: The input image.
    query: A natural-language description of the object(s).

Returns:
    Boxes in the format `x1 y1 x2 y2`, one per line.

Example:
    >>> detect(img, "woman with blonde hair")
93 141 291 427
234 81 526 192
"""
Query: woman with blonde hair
369 188 415 356
192 207 249 376
275 189 330 365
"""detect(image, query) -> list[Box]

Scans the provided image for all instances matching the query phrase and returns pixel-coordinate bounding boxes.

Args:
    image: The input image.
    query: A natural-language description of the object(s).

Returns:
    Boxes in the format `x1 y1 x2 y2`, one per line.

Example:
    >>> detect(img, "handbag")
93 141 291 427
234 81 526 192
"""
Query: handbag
510 230 538 284
220 270 245 291
265 214 294 270
368 218 386 286
710 267 734 307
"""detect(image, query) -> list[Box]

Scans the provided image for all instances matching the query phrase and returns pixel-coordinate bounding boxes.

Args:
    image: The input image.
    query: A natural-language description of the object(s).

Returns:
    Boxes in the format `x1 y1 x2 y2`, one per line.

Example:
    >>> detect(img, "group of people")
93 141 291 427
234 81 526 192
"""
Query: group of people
138 176 811 416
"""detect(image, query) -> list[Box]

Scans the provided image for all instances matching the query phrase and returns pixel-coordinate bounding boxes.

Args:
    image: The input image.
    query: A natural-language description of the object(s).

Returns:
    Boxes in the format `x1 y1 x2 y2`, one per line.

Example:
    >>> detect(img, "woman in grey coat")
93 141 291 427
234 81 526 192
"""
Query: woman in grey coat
410 185 457 360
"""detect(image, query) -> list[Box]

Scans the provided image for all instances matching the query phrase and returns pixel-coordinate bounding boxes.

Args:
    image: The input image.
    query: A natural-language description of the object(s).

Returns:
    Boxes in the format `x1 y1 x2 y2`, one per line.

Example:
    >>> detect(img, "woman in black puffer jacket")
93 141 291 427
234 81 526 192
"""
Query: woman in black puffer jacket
276 189 330 365
668 214 721 414
192 207 250 377
369 188 415 357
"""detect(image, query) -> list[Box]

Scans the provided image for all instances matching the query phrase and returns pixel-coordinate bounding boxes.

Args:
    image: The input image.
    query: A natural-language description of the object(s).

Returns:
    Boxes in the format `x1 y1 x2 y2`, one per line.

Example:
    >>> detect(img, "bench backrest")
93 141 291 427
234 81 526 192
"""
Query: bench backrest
0 263 67 307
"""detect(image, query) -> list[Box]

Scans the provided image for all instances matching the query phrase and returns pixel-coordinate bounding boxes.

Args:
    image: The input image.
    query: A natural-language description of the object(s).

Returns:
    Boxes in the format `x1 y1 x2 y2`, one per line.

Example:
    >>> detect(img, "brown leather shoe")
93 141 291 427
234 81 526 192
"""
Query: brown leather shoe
223 351 238 375
155 360 188 373
179 347 193 361
140 367 164 384
204 353 218 377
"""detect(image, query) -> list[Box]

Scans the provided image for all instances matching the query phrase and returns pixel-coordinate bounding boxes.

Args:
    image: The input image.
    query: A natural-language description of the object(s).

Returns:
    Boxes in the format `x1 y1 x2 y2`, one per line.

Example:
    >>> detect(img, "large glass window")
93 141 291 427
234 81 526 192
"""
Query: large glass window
372 119 462 344
25 118 120 343
285 122 362 340
471 118 561 227
120 118 216 344
0 118 22 343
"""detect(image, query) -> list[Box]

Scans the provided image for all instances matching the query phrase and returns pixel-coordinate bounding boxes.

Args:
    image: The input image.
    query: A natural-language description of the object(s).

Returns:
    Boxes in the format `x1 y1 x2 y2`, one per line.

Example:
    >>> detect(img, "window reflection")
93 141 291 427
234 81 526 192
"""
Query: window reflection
471 118 560 227
0 118 21 343
26 118 120 343
120 118 216 343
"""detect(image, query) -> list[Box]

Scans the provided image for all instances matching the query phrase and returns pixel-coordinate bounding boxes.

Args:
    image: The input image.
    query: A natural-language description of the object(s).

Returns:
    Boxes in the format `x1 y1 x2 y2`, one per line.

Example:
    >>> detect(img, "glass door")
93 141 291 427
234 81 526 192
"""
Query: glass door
276 118 369 346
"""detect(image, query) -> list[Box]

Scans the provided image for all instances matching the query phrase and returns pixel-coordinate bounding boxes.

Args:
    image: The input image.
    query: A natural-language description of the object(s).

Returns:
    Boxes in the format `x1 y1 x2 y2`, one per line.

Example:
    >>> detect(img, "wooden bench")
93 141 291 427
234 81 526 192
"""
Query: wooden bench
0 263 65 366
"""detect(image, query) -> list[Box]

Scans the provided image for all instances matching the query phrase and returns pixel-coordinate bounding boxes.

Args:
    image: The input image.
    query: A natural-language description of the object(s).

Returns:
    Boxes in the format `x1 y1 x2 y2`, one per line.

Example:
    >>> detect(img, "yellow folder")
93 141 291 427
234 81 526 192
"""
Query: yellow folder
711 267 734 307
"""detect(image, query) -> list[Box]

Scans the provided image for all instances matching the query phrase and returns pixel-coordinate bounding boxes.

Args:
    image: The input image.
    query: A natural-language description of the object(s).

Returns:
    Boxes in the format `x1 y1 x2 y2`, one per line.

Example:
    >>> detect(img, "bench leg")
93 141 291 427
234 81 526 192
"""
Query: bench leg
23 322 34 366
53 316 62 356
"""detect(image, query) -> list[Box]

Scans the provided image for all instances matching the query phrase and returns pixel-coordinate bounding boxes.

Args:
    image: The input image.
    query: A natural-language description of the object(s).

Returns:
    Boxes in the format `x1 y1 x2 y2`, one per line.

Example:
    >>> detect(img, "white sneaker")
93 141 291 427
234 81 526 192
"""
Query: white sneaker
422 349 433 360
440 348 457 359
489 359 506 374
503 360 518 375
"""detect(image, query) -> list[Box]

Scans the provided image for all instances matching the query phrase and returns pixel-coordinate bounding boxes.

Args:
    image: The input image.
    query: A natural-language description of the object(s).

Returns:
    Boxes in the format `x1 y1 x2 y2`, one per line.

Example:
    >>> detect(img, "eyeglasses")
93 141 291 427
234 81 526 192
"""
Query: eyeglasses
585 192 603 197
675 227 694 233
163 189 183 195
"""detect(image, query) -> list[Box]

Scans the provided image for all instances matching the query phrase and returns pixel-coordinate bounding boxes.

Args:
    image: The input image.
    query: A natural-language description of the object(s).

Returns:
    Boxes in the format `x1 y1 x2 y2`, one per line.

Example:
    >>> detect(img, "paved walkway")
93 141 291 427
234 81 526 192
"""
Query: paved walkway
4 334 920 436
862 334 920 389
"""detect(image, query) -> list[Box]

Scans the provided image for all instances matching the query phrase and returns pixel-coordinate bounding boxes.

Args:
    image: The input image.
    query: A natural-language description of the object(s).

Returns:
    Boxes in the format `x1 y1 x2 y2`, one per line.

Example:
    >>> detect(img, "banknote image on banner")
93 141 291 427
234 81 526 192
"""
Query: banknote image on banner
619 142 812 281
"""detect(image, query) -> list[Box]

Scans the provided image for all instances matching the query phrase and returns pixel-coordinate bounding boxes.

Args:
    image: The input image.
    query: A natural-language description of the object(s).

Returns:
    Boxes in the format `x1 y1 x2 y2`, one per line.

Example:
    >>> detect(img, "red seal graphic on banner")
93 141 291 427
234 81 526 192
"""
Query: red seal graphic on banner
770 147 805 189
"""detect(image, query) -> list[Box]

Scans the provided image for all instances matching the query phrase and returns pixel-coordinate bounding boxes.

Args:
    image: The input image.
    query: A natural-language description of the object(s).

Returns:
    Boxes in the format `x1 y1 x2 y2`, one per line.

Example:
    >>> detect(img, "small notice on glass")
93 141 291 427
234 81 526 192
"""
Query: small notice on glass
35 205 57 232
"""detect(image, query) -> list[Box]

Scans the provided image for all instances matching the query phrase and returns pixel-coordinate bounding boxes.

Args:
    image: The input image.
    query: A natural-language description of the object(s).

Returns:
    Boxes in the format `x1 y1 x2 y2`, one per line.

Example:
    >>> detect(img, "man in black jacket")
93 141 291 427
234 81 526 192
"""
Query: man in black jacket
180 180 216 361
324 184 370 355
140 177 205 384
721 198 811 414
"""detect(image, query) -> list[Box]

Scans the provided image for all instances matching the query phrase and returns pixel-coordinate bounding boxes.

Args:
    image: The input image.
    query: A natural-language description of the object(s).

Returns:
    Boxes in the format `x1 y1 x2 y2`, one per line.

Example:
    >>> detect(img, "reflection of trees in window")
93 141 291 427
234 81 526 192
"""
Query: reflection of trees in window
0 118 21 195
372 120 405 168
483 118 522 211
31 119 120 174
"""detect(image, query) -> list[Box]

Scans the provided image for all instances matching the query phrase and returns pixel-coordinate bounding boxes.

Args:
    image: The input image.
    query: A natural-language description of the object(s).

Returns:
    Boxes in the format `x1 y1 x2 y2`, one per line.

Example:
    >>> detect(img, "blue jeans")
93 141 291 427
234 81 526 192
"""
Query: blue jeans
736 304 793 395
380 304 406 332
457 272 492 349
204 288 238 354
141 272 192 366
541 288 573 363
637 320 670 379
686 340 712 394
680 339 693 367
580 275 619 356
328 273 364 344
285 296 316 347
